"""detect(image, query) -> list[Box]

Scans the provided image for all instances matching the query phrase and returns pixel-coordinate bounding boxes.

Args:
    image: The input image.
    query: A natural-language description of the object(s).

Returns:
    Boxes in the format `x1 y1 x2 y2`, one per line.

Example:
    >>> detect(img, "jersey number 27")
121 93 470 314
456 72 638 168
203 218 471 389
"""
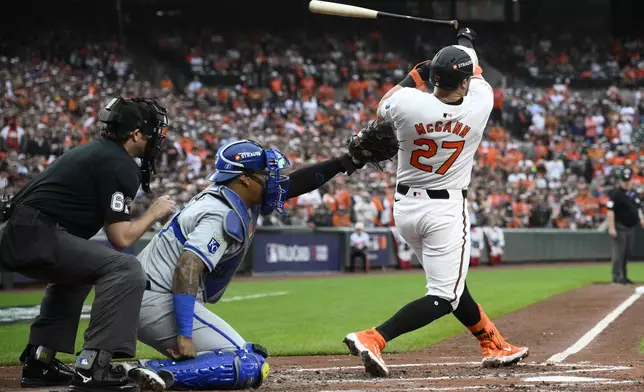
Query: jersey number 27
410 139 465 174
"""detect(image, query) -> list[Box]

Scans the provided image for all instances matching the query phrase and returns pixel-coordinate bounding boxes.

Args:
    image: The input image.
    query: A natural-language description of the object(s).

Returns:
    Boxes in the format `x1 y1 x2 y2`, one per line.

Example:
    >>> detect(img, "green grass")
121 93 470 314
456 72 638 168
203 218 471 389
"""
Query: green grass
640 338 644 353
0 263 641 365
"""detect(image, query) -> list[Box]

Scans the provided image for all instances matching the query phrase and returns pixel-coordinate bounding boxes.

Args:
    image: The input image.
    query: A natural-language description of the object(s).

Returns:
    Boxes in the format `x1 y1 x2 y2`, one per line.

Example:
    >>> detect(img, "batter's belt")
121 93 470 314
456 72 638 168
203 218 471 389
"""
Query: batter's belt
396 184 467 199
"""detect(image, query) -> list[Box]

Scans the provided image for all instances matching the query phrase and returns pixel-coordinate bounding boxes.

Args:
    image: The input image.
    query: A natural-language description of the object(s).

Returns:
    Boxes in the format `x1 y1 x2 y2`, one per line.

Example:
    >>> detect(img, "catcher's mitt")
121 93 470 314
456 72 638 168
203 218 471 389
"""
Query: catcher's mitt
348 119 399 171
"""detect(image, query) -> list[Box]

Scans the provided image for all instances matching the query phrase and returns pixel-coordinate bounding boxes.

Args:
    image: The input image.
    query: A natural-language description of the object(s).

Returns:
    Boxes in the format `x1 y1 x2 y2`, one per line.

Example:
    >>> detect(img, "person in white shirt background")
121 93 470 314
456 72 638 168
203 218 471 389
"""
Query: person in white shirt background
349 222 370 273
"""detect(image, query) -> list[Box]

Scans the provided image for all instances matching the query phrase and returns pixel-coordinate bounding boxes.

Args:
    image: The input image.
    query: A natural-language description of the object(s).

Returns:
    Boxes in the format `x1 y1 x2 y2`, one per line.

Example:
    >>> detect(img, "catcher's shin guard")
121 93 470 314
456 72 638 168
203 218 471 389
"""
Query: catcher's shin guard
141 343 269 390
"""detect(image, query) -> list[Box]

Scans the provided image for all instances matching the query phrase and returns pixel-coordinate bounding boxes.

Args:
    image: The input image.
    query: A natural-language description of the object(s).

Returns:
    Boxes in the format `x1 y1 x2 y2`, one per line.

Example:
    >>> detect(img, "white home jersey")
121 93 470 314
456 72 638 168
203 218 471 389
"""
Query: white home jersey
379 78 493 190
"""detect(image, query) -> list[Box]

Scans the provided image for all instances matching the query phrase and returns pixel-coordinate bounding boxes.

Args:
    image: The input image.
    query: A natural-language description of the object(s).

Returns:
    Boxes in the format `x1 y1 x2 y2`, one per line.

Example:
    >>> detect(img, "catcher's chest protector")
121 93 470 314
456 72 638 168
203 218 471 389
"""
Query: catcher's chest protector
200 186 258 303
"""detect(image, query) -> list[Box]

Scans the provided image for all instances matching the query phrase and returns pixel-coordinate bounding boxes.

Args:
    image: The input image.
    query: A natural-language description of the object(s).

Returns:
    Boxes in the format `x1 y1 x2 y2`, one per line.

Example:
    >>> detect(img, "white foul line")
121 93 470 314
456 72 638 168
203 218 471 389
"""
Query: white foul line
219 291 289 302
547 289 643 363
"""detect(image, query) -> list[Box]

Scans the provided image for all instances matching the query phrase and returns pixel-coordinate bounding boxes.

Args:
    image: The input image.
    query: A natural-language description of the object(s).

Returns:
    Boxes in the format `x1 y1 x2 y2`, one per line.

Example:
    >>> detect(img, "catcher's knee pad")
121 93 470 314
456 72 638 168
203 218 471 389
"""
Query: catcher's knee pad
141 343 269 390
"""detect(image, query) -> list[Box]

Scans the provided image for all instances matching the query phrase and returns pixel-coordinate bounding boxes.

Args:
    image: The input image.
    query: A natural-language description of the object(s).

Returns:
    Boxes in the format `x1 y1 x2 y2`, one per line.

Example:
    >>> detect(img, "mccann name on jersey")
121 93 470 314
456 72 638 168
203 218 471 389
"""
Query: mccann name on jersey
414 121 471 138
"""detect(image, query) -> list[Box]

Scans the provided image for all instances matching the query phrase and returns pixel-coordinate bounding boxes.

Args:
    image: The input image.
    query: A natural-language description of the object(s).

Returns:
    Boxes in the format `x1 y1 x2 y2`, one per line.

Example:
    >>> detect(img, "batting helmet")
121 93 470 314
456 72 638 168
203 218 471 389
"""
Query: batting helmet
429 45 476 91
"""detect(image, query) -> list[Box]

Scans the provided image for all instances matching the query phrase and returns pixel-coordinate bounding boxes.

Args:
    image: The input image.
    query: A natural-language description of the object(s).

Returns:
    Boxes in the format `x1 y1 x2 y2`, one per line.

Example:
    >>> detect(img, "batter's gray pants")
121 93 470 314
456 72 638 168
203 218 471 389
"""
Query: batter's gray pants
0 205 147 358
611 223 634 283
138 291 246 356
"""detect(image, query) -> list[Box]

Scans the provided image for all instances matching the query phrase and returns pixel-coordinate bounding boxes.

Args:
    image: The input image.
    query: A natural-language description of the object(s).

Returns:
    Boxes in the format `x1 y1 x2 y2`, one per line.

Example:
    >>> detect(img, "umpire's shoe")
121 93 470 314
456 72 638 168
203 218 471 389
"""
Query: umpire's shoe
69 349 140 392
19 345 75 387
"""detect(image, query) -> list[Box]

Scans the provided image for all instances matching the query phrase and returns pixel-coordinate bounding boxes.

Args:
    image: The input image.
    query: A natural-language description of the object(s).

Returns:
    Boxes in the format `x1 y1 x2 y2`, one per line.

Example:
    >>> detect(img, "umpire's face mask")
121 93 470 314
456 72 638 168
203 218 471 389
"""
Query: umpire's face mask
135 99 169 193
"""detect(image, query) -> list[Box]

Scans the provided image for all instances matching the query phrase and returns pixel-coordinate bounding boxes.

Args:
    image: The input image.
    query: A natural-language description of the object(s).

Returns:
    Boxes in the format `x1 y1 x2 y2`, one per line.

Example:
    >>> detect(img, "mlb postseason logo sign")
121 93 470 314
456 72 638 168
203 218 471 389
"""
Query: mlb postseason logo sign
266 244 329 263
252 232 342 273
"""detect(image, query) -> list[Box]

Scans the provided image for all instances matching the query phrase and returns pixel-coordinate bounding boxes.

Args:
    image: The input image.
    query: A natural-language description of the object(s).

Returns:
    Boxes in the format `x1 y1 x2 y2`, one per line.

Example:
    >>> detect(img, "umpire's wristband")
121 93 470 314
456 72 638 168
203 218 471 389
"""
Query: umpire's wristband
173 293 196 338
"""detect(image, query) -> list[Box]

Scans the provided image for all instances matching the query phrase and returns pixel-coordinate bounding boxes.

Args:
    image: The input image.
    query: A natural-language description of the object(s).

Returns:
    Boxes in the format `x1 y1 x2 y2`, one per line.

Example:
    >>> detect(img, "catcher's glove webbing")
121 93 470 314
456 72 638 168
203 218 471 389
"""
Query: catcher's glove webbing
347 120 399 171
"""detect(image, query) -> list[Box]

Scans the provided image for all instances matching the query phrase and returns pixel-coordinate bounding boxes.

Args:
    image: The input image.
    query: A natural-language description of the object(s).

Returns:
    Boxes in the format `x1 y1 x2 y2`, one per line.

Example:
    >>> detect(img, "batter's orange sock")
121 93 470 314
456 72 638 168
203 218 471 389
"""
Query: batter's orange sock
466 304 506 347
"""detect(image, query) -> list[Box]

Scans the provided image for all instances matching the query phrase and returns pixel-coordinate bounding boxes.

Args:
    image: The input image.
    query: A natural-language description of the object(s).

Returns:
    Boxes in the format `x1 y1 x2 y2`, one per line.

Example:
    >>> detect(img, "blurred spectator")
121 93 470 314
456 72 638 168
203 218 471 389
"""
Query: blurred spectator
309 204 333 228
470 222 485 267
332 207 352 227
352 192 377 228
528 194 552 228
483 218 505 266
1 28 642 234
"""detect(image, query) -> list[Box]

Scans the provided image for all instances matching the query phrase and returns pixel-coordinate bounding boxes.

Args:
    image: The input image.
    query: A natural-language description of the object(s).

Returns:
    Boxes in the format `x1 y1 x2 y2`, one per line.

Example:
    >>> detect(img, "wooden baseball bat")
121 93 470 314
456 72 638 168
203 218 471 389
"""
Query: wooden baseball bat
309 0 459 29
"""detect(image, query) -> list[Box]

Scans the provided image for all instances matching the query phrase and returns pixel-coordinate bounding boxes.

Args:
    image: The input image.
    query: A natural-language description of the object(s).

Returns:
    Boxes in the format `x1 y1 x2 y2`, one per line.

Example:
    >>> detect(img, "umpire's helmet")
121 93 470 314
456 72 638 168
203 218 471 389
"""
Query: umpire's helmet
99 97 168 141
429 45 476 91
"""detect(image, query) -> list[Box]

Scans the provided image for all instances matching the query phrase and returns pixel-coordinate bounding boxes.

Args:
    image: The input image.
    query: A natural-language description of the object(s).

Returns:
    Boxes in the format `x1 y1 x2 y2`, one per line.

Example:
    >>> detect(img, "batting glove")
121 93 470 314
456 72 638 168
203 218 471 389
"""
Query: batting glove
456 27 477 43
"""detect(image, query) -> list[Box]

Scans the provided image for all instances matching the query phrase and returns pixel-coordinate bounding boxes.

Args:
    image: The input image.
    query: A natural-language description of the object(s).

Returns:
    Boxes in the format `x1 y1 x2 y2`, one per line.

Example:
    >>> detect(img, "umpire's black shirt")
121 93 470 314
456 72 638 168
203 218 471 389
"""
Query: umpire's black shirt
12 137 140 239
607 186 641 227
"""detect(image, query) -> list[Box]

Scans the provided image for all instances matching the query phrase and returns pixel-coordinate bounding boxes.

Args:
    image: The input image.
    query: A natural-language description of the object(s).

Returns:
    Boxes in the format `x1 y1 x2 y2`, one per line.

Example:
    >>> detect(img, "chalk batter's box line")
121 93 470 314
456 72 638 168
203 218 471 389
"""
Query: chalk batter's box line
293 361 630 373
292 366 632 385
318 380 638 392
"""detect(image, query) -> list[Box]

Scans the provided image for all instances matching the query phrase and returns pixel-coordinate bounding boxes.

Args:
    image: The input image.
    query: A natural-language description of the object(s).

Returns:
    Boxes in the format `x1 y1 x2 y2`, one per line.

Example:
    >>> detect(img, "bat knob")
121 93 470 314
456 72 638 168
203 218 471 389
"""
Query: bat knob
453 20 459 30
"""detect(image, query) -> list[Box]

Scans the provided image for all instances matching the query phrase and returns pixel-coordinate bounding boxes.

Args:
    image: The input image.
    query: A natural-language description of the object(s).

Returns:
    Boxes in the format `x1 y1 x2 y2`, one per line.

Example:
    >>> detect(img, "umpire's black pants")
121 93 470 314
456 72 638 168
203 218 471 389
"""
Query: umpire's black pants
611 222 635 283
0 205 147 358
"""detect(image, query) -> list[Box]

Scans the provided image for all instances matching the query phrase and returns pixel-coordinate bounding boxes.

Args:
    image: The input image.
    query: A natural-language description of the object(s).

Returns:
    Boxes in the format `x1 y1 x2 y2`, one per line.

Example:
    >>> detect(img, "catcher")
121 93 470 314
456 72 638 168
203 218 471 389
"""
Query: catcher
134 127 397 390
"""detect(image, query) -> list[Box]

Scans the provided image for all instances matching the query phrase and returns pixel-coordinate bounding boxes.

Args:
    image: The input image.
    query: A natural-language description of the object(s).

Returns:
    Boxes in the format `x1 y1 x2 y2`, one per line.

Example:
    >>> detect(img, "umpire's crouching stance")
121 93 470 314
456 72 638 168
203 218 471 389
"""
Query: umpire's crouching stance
0 97 176 392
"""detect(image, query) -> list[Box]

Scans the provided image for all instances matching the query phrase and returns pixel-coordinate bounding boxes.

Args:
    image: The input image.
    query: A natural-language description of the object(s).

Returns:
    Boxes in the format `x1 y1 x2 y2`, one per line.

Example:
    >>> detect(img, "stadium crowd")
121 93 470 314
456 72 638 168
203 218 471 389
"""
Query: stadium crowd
1 30 643 232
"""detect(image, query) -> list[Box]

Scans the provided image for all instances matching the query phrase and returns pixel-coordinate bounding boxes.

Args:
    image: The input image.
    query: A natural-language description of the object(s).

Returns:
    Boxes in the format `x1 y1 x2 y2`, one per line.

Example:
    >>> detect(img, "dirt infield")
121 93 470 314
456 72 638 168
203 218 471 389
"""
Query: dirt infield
1 283 643 391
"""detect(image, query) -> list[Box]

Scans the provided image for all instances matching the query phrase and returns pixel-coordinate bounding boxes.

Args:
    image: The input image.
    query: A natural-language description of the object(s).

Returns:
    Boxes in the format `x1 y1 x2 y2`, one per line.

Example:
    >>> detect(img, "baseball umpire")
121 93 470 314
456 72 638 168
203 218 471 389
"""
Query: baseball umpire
607 167 643 284
0 97 175 392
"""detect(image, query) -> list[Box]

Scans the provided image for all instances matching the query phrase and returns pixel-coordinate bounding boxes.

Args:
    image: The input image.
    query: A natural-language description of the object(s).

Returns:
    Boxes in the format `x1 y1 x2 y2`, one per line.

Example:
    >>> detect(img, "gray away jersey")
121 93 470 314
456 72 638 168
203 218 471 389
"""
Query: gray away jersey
138 195 243 294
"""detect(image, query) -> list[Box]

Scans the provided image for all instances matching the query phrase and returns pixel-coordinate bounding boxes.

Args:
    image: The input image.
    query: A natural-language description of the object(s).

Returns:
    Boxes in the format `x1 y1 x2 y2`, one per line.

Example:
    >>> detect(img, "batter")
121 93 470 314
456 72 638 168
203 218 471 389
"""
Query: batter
343 27 529 377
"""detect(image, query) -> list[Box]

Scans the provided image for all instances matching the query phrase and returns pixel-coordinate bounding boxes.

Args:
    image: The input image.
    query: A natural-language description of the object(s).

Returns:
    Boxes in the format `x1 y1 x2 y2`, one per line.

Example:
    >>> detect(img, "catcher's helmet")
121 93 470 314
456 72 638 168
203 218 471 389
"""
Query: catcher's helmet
429 45 476 91
210 140 270 183
209 139 291 216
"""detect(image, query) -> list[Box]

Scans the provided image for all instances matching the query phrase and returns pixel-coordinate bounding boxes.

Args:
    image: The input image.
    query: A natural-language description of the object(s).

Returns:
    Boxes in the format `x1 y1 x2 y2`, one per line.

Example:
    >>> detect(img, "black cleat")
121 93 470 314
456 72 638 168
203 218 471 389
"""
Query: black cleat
20 357 75 388
69 366 140 392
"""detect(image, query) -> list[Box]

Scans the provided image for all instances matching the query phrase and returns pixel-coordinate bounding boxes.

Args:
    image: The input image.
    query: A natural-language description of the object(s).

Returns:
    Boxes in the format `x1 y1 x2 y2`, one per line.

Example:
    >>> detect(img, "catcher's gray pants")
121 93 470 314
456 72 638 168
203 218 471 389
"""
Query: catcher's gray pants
611 222 634 282
138 291 245 356
0 205 147 358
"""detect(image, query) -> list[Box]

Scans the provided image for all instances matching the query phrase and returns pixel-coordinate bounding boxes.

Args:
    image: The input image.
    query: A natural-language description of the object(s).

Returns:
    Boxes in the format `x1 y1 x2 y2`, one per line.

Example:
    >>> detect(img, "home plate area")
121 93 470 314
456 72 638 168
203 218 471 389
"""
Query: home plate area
265 361 642 391
263 284 644 392
0 285 642 392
